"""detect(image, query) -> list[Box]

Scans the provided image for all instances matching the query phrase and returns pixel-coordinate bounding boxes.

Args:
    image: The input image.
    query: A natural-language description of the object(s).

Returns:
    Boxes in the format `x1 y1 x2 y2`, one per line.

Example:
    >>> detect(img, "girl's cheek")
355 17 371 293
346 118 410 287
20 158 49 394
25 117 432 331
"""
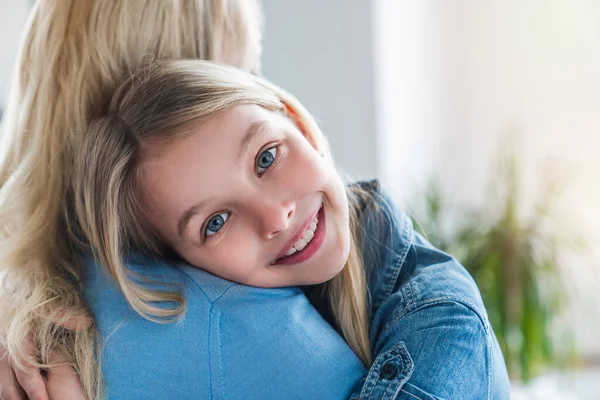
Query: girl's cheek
217 226 258 264
196 240 254 280
278 153 324 194
299 141 332 178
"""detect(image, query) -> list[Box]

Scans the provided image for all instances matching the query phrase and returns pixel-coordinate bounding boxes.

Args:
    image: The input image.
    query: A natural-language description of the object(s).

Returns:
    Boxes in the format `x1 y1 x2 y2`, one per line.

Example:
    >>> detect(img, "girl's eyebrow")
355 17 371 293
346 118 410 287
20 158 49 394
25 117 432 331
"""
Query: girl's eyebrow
177 199 209 240
238 120 268 160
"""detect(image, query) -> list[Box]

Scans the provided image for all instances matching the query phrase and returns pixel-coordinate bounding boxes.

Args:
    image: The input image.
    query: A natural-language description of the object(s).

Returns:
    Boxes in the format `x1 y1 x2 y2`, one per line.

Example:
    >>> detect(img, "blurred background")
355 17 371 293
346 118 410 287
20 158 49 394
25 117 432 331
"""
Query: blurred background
1 1 599 398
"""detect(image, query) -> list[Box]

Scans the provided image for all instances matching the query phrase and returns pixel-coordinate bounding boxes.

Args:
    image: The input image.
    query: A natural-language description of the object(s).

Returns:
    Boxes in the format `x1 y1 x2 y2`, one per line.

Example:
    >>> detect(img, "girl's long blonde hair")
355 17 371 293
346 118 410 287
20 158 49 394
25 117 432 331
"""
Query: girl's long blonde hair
0 3 371 399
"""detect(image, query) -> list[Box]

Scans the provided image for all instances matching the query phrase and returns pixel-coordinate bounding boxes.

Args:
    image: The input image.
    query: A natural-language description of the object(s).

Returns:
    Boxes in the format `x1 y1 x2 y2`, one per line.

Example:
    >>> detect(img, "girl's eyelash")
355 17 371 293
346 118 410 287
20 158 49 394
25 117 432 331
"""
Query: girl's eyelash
255 144 281 177
202 211 230 241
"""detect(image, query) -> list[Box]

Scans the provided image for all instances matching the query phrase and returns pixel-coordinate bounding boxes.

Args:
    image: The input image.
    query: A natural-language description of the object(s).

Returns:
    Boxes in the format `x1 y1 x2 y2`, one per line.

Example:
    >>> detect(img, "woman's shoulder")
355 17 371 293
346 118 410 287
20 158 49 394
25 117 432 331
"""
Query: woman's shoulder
80 253 313 331
81 254 366 399
82 253 236 308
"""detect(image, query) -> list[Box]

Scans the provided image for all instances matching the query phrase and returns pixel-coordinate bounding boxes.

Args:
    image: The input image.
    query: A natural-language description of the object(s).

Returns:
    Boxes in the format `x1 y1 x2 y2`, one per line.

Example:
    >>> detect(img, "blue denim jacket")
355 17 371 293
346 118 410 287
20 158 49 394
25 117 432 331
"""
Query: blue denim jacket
82 181 510 399
345 181 510 399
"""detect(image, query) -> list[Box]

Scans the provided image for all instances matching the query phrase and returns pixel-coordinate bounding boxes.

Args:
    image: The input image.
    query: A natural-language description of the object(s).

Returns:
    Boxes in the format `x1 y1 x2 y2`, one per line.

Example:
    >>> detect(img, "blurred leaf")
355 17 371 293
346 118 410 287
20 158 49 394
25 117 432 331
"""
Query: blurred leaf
410 136 582 382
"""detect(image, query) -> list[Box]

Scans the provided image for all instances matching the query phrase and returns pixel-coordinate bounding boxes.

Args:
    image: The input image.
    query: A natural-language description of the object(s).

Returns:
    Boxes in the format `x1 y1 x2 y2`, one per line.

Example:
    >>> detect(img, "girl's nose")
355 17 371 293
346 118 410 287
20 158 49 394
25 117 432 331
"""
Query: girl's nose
255 199 296 239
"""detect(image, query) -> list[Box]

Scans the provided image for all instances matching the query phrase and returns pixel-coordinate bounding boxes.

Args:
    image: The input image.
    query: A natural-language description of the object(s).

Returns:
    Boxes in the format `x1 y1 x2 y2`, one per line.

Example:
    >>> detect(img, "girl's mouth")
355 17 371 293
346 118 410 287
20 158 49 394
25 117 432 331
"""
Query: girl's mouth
274 205 326 265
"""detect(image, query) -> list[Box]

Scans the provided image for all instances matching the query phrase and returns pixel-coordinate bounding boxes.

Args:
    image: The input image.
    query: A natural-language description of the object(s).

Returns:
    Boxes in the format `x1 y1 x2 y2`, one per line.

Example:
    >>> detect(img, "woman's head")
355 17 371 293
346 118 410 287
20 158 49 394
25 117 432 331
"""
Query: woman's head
76 60 351 288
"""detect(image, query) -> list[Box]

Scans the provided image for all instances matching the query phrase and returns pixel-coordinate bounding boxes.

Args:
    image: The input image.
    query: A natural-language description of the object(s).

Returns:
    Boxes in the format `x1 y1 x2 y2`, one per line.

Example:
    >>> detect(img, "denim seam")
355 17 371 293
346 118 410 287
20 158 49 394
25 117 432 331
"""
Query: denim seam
361 342 413 399
487 328 492 400
383 342 413 399
210 284 238 306
209 285 241 399
207 304 214 400
177 266 238 305
380 214 413 310
401 389 424 400
382 296 489 334
362 351 384 398
218 311 225 400
403 281 416 313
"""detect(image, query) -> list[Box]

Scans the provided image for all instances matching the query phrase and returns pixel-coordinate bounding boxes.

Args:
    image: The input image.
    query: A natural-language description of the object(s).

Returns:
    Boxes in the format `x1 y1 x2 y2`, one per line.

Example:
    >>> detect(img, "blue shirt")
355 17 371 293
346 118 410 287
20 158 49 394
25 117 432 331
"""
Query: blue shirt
82 181 510 399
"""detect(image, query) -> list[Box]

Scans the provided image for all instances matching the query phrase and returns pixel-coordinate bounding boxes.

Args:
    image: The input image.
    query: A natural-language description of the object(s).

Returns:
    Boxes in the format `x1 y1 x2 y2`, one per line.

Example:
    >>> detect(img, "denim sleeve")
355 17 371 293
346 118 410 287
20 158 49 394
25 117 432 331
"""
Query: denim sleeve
349 182 510 399
350 298 501 400
349 251 510 399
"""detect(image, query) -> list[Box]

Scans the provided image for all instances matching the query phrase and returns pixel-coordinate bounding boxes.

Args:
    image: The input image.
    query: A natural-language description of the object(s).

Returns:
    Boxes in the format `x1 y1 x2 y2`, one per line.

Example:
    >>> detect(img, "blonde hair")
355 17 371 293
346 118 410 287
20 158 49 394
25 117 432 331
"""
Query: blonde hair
0 1 262 399
74 59 373 367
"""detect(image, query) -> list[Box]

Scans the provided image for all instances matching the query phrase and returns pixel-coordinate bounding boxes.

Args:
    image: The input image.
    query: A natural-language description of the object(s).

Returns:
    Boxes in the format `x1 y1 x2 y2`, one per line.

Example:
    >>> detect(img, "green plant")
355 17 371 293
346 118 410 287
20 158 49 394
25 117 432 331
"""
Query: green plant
413 145 577 382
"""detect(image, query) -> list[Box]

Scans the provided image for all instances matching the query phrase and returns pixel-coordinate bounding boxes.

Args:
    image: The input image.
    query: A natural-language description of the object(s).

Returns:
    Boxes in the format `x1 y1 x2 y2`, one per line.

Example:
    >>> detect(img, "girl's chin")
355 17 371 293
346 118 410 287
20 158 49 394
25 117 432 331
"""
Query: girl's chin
306 258 347 284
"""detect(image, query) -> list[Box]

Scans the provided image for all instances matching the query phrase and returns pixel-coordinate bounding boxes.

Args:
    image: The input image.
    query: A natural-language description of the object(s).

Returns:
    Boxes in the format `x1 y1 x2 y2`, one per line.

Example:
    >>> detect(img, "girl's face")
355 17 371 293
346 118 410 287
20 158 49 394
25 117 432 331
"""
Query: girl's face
139 105 351 287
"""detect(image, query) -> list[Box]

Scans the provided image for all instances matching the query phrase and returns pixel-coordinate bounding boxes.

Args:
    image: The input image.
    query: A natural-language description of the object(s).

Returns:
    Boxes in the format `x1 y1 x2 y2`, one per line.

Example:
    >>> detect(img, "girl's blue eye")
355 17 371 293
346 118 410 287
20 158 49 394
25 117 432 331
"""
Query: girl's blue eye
256 147 277 176
204 212 229 237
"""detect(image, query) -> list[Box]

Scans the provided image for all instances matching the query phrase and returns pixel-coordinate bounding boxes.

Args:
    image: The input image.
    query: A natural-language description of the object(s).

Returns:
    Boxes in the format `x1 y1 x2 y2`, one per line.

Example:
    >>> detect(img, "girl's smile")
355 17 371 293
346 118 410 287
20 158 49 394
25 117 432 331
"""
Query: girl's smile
273 203 325 265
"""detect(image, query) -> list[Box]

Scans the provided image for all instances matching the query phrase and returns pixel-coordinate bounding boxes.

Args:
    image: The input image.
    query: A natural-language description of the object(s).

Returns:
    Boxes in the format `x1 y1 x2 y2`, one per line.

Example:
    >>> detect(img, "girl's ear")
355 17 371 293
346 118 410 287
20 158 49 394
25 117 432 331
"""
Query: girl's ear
282 99 319 150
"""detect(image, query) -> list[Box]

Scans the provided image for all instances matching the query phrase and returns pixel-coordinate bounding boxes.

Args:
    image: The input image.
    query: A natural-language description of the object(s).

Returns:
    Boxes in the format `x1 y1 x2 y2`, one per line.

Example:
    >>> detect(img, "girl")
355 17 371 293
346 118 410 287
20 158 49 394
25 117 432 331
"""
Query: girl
74 59 511 399
2 1 365 399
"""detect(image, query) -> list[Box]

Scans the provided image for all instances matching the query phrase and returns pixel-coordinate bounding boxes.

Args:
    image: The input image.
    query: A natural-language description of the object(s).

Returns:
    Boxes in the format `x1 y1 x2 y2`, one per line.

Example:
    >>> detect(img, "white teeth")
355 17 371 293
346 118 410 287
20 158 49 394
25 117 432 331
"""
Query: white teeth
302 229 314 242
294 239 308 251
282 210 321 258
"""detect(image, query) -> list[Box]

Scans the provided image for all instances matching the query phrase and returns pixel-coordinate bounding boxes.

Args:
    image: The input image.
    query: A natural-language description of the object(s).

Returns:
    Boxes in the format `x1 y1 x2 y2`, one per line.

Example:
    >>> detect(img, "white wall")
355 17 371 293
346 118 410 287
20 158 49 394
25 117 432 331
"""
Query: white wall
372 0 445 205
374 0 600 356
0 1 30 110
261 0 378 181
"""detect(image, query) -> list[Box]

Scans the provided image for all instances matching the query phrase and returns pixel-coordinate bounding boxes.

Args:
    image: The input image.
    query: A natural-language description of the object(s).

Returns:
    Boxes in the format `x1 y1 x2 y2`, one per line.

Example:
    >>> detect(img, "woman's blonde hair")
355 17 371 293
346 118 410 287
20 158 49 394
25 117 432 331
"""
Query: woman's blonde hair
74 59 373 367
0 1 263 398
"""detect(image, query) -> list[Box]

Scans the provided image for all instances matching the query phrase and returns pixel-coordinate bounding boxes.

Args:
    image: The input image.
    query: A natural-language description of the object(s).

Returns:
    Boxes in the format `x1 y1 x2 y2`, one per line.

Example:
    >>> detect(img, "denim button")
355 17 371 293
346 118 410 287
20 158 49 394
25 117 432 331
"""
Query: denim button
379 362 398 380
